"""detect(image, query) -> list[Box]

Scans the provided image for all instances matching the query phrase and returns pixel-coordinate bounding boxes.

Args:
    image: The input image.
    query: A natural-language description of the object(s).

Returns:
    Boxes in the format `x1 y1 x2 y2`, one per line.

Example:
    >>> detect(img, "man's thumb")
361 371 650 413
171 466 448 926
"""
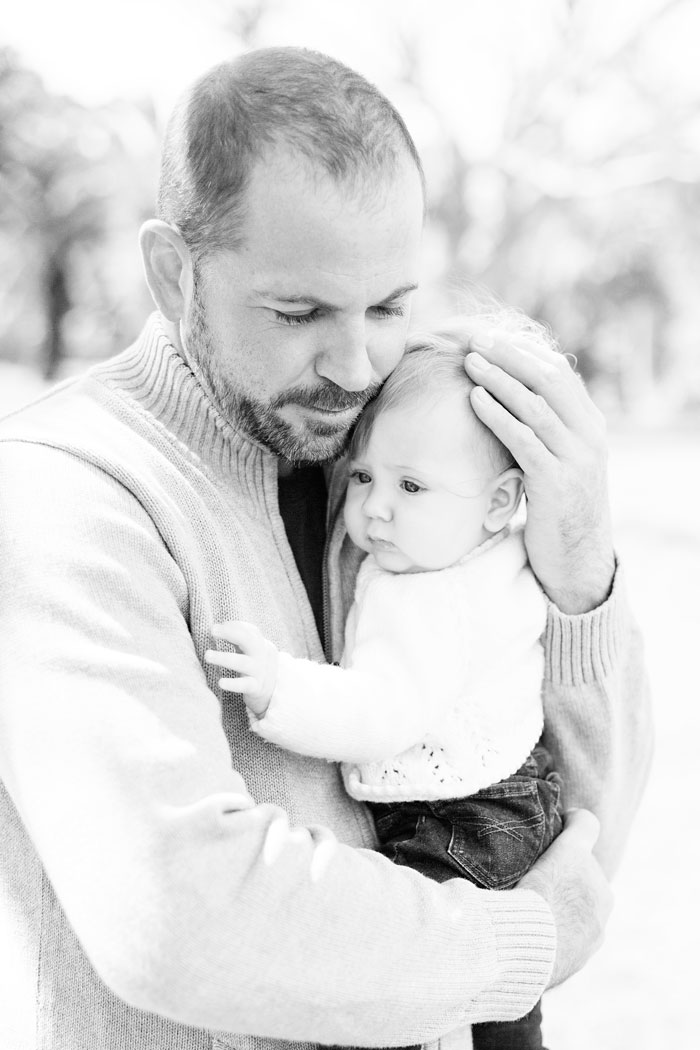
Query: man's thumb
563 808 601 850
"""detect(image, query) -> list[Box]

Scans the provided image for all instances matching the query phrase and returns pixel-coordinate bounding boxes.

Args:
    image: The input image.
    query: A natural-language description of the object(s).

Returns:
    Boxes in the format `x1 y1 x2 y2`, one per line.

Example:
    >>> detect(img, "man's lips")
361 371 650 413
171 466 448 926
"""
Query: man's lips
303 403 361 416
272 384 380 413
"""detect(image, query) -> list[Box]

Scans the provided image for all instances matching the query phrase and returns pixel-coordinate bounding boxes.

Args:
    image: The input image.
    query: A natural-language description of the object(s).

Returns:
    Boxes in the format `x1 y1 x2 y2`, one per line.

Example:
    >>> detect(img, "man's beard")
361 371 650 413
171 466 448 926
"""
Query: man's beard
228 384 375 465
183 279 380 465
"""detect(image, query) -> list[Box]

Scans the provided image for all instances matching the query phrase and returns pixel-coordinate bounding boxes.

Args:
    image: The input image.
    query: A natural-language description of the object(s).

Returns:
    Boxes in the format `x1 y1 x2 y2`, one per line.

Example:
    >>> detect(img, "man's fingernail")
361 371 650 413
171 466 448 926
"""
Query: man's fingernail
471 333 494 351
467 351 489 371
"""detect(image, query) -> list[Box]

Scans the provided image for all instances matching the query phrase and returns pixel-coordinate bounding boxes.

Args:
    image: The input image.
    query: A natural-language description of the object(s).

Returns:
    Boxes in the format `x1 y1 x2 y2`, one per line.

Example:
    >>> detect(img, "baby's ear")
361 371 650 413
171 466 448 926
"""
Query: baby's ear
483 468 524 533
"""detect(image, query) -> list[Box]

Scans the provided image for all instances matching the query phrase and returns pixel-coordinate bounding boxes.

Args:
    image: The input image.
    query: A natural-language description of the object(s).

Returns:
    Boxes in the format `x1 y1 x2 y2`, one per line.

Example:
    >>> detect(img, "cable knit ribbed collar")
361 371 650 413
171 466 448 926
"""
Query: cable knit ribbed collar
94 312 277 482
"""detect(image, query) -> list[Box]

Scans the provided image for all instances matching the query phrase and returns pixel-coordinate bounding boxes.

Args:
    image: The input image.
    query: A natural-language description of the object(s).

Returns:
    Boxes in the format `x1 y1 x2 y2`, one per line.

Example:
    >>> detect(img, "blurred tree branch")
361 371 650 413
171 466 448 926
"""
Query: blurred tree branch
396 0 700 418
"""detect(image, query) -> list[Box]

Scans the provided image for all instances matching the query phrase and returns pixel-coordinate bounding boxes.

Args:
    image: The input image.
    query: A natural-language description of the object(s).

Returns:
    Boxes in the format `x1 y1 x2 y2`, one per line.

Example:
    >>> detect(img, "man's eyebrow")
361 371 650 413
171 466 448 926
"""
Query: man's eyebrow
377 282 419 304
252 290 335 309
252 283 419 309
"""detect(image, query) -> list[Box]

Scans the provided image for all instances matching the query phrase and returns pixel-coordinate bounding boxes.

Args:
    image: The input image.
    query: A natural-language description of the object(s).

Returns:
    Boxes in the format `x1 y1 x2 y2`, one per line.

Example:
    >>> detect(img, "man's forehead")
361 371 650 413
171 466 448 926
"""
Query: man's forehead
211 150 424 302
241 148 425 242
247 141 423 204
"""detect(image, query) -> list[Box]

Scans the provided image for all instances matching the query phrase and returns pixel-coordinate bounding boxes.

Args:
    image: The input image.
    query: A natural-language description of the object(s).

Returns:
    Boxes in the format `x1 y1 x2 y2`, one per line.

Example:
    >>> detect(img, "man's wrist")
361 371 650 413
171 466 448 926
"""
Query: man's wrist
545 571 614 616
542 547 616 615
544 557 625 687
475 887 555 1022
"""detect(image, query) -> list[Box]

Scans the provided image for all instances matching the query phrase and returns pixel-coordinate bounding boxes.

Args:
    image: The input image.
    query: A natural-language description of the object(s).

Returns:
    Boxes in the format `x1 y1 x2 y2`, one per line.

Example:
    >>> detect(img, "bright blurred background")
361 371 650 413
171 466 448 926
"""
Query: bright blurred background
1 1 698 1046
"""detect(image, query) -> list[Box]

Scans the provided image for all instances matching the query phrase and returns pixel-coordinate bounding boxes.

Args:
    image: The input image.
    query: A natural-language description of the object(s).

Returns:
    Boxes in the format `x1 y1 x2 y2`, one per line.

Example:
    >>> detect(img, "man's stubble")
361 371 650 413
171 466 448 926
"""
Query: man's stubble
184 274 381 466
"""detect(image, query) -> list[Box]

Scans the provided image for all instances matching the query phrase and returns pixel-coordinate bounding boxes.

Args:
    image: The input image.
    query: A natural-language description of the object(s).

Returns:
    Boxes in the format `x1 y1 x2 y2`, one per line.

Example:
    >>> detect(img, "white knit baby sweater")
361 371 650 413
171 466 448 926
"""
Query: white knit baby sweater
252 527 547 801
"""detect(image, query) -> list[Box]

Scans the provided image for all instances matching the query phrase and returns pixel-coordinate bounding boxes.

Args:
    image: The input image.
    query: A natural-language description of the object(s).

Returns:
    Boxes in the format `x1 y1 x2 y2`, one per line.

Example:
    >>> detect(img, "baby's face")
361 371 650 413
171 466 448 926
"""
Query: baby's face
344 390 498 573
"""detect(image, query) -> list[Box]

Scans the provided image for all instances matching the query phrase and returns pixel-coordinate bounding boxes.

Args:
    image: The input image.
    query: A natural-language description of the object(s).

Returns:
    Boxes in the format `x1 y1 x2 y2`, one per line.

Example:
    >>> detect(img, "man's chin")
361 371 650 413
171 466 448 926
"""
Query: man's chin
226 395 357 464
271 407 357 464
282 429 352 467
281 402 362 431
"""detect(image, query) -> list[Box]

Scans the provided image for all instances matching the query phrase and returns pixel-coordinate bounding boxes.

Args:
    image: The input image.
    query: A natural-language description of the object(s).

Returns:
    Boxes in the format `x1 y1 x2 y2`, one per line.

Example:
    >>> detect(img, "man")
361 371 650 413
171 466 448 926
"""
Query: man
0 47 650 1050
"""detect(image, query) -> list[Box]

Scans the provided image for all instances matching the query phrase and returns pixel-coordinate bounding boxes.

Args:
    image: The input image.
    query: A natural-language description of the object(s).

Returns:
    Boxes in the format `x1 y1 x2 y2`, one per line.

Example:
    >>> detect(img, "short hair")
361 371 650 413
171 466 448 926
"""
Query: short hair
157 46 425 262
350 303 559 472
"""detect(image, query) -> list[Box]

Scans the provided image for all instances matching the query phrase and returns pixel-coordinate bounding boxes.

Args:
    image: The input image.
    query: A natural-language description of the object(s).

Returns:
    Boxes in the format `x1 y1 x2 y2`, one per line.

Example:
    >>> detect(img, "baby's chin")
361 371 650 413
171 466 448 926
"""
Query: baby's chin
370 544 475 575
364 544 422 574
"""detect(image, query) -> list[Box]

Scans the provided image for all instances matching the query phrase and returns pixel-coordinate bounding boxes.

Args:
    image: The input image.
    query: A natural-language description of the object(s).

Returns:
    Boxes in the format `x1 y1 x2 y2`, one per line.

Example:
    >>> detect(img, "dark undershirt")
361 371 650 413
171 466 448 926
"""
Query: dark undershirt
277 465 328 641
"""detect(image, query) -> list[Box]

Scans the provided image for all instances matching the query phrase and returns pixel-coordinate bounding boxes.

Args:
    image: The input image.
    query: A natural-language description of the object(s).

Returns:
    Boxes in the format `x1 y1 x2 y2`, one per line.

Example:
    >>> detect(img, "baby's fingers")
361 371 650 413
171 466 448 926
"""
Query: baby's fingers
204 650 255 676
223 672 266 697
218 675 261 696
211 620 264 648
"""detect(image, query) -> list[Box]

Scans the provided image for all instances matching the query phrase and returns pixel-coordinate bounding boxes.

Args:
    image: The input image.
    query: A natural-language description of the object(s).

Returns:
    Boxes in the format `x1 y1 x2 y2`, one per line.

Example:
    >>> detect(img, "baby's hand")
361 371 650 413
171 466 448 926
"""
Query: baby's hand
205 621 279 717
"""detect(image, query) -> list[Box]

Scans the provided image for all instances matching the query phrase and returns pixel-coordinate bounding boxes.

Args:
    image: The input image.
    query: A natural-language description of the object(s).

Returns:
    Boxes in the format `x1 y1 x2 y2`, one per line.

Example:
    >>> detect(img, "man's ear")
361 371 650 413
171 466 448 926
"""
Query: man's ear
483 468 524 534
139 220 192 322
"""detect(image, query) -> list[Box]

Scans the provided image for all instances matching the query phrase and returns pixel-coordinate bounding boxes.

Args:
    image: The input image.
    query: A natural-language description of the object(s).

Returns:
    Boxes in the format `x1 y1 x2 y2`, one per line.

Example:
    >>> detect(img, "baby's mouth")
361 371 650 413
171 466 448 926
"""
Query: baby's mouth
367 535 397 551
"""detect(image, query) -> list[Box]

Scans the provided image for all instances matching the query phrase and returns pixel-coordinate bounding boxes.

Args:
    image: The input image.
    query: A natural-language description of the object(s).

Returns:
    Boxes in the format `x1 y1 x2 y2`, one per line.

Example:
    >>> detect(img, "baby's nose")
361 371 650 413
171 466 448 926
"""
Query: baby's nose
363 490 392 521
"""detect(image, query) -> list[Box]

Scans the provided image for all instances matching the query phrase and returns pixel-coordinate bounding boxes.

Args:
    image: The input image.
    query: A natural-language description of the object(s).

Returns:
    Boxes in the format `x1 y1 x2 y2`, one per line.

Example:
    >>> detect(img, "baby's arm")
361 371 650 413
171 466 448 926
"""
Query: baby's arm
206 622 435 762
205 589 465 763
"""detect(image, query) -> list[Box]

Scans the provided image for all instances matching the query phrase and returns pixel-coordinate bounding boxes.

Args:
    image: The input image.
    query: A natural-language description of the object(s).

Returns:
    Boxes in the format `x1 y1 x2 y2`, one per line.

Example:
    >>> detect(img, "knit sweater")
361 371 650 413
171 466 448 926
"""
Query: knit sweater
0 315 652 1050
253 528 547 801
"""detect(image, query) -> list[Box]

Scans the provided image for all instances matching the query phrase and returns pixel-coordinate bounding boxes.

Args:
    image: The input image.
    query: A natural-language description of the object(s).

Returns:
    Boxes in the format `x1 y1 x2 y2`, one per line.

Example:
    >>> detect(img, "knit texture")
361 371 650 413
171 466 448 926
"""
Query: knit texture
0 315 652 1050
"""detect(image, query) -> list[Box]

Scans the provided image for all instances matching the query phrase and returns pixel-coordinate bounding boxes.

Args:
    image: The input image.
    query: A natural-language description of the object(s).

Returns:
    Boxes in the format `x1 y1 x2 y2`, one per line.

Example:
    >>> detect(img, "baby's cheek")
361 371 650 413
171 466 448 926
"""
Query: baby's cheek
343 497 363 545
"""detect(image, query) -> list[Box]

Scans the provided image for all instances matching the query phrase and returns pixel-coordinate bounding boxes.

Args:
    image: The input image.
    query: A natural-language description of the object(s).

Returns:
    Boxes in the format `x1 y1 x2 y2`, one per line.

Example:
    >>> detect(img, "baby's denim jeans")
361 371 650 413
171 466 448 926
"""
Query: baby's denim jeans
369 743 564 1050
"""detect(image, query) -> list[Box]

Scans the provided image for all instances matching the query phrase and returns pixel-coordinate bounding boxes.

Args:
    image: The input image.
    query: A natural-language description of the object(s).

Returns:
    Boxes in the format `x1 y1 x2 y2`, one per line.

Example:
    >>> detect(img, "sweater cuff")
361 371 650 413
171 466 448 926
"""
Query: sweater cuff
248 652 323 752
544 558 629 686
465 888 555 1024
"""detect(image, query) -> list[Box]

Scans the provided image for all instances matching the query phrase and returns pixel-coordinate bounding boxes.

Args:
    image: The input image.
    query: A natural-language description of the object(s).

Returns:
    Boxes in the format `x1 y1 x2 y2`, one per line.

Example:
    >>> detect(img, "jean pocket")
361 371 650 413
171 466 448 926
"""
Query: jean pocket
444 779 546 890
371 802 423 846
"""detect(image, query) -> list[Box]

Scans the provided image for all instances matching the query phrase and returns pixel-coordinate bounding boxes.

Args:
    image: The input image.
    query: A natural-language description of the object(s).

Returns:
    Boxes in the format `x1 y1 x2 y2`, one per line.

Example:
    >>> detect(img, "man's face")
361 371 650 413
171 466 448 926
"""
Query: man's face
343 392 498 574
180 149 424 464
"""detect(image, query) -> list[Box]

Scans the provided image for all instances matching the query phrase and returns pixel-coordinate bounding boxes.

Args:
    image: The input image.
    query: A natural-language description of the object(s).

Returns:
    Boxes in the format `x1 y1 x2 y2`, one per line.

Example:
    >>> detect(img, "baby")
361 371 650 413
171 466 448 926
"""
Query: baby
206 311 564 1050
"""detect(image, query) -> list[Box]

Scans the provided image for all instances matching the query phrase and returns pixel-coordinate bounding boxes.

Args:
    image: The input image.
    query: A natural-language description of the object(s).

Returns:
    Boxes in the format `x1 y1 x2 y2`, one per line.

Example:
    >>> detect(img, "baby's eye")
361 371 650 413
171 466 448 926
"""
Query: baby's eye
400 479 424 494
349 469 372 485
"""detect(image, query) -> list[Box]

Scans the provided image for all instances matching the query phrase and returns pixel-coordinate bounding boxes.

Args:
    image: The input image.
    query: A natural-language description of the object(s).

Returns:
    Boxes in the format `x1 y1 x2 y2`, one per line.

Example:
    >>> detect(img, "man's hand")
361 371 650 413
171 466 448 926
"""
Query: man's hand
518 809 613 988
205 621 279 716
465 332 615 614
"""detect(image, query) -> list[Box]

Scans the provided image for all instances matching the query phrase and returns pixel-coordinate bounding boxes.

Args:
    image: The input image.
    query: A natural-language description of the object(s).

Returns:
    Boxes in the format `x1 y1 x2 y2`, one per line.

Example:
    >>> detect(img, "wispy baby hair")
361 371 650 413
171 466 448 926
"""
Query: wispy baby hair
350 299 559 472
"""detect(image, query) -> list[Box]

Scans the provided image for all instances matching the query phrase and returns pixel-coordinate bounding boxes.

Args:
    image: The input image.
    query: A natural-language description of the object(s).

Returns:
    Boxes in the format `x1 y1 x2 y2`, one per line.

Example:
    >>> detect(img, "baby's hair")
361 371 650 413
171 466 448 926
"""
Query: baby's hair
350 300 559 473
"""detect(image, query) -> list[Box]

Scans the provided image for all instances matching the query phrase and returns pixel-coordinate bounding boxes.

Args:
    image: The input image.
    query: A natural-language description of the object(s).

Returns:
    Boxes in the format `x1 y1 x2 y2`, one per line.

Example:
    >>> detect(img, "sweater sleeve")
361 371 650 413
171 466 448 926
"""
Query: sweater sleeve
541 561 653 876
252 573 466 762
0 442 554 1044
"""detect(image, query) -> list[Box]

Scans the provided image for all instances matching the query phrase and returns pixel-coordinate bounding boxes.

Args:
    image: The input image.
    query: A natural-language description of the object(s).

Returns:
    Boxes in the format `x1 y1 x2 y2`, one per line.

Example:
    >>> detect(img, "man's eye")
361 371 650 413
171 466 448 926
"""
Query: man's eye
274 310 318 326
371 303 405 320
400 480 423 494
349 469 372 485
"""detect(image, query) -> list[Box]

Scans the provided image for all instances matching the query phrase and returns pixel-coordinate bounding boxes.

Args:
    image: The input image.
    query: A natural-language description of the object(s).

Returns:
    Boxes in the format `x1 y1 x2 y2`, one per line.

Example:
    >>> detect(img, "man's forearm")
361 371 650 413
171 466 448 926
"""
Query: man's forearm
541 562 653 875
96 794 556 1040
1 640 556 1043
540 531 616 615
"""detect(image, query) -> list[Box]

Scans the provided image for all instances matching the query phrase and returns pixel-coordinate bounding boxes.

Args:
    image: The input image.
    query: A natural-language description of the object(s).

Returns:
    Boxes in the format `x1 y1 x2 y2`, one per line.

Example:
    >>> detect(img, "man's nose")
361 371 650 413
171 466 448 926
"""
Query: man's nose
315 320 373 392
